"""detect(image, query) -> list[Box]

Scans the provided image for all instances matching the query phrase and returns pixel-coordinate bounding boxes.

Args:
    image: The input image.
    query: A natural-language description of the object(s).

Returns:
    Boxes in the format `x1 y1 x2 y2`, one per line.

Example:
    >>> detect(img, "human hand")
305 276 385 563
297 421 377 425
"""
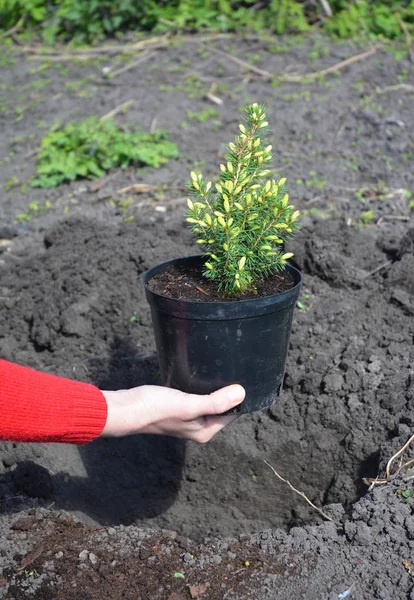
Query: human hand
100 384 245 443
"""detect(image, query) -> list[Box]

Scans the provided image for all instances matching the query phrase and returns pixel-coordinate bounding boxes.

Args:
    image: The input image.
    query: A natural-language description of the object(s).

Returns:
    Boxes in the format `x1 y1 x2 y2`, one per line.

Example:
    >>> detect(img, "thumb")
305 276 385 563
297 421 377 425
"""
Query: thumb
190 384 245 417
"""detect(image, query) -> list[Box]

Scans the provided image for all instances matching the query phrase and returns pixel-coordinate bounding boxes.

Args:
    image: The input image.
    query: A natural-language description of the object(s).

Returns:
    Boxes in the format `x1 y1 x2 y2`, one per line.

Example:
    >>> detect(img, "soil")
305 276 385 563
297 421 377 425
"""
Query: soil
1 32 414 599
147 262 295 302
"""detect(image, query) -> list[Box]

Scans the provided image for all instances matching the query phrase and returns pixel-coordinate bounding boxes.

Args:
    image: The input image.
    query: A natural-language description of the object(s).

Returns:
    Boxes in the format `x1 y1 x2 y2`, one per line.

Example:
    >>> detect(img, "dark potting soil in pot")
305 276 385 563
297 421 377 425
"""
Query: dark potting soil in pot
147 261 295 302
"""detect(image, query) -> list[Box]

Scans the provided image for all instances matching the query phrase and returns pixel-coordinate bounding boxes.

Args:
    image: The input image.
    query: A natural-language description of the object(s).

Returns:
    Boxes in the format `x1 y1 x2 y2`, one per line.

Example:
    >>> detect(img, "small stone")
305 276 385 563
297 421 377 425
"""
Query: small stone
89 553 98 565
55 551 64 559
78 550 89 561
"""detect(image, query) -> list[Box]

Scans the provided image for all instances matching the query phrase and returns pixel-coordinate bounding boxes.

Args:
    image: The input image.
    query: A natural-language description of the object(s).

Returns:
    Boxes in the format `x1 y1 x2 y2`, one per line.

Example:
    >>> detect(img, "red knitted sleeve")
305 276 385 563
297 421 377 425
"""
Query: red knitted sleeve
0 359 108 444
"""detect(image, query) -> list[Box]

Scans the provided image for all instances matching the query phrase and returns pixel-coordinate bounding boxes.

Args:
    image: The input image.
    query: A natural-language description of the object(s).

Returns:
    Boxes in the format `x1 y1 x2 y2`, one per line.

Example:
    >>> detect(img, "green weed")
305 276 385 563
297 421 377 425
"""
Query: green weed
5 175 20 191
23 570 38 578
31 117 178 188
297 293 312 313
360 209 375 225
15 199 52 224
186 107 219 122
395 488 413 503
325 1 414 39
2 0 412 43
306 171 326 190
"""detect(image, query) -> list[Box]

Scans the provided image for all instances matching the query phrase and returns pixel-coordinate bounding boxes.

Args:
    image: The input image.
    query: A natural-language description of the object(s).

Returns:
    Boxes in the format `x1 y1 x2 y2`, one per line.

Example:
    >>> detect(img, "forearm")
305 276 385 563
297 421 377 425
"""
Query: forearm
0 359 244 445
0 359 107 444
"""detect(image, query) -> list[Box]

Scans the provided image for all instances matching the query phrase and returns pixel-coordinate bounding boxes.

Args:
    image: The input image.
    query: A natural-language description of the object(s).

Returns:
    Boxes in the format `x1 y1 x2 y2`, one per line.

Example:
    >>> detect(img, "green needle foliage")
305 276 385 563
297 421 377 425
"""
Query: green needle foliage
186 103 299 296
31 117 178 188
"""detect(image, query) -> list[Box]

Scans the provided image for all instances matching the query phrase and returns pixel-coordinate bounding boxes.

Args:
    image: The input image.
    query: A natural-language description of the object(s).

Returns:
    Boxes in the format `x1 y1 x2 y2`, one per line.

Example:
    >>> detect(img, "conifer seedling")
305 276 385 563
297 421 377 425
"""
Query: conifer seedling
186 103 300 296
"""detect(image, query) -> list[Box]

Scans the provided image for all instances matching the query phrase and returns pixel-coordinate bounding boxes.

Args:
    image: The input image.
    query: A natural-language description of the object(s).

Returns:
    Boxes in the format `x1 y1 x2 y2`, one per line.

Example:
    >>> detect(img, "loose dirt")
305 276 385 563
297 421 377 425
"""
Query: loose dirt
1 33 414 599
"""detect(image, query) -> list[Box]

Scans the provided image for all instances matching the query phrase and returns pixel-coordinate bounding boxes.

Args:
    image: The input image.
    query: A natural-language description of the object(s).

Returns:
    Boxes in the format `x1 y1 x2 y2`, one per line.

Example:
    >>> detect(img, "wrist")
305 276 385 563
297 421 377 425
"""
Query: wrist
100 388 142 437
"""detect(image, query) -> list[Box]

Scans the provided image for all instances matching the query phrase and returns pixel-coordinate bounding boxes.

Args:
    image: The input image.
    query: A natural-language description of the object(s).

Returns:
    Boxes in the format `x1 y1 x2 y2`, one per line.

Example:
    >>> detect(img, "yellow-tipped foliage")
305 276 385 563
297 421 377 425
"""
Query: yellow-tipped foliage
185 104 300 296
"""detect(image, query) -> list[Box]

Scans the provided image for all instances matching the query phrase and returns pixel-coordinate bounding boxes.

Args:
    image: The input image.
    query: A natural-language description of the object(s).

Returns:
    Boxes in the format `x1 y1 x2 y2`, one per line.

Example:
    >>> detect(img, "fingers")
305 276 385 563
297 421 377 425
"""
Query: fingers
188 384 245 418
190 414 240 443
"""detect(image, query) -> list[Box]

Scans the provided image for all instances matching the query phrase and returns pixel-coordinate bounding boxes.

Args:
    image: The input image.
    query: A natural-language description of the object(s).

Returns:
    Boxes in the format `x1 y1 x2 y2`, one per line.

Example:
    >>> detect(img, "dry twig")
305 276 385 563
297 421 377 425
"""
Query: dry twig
20 35 169 58
376 215 410 225
100 100 134 122
201 43 379 83
400 459 414 473
362 476 388 491
300 46 379 81
115 183 158 195
108 51 156 78
24 53 103 62
206 82 224 105
264 460 335 522
396 12 414 63
199 43 273 78
386 434 414 478
364 434 414 490
0 16 24 40
318 0 333 18
376 83 414 95
363 260 392 279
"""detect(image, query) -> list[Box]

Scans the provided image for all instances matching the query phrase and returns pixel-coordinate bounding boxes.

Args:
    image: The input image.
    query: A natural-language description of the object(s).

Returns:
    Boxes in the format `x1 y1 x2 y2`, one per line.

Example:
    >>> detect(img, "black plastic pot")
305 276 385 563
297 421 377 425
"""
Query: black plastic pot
142 255 302 413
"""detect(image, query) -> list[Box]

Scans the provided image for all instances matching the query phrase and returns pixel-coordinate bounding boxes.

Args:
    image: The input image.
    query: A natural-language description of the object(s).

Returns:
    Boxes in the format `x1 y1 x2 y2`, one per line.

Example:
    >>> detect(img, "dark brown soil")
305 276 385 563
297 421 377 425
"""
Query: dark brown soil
1 31 414 600
147 262 295 302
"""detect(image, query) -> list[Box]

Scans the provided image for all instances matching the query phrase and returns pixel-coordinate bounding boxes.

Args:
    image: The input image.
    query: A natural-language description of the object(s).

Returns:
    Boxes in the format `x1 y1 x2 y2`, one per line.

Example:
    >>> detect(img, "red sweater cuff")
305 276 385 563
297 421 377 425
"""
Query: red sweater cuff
0 359 108 444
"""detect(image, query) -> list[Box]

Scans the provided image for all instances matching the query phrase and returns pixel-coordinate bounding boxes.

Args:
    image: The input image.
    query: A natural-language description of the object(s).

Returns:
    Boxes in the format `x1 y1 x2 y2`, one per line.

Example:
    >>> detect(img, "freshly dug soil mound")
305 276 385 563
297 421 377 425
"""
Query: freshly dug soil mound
1 213 413 543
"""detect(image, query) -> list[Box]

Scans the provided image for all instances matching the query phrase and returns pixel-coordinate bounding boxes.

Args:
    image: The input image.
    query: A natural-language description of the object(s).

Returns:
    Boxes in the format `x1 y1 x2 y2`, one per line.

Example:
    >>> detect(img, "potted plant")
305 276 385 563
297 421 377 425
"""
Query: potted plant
143 104 301 413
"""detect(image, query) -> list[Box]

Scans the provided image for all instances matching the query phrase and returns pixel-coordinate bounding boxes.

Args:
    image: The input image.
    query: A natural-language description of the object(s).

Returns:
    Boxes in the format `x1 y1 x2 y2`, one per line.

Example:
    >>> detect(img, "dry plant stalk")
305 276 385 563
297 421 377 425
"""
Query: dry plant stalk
100 100 134 122
21 35 169 57
363 433 414 490
264 460 335 522
376 83 414 95
201 43 379 83
386 433 414 478
396 12 413 62
115 184 158 194
108 52 156 78
0 16 24 40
